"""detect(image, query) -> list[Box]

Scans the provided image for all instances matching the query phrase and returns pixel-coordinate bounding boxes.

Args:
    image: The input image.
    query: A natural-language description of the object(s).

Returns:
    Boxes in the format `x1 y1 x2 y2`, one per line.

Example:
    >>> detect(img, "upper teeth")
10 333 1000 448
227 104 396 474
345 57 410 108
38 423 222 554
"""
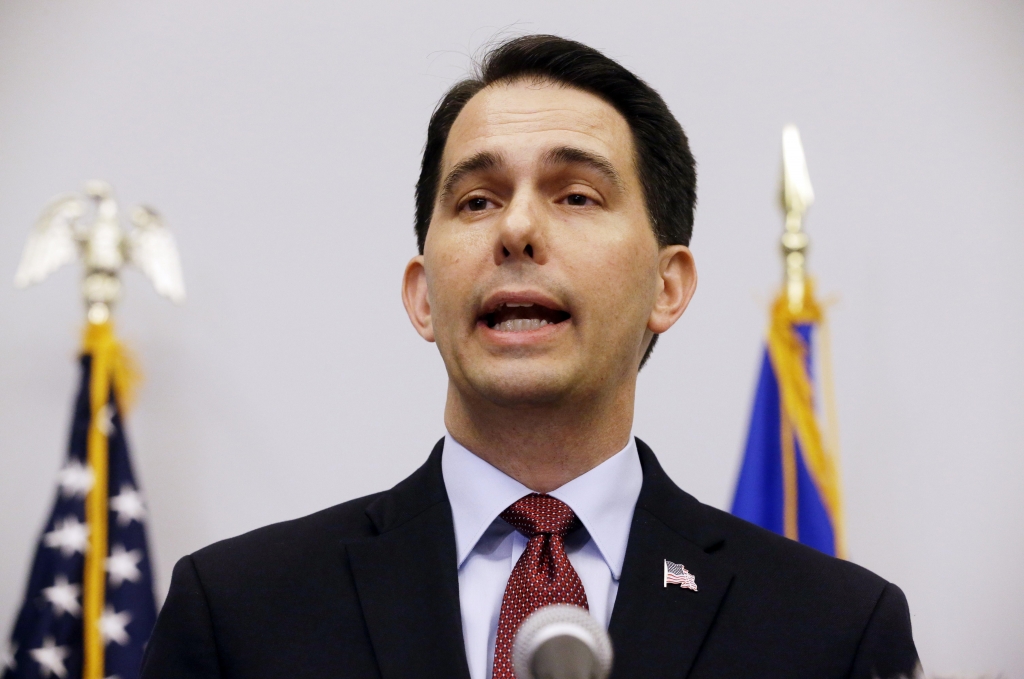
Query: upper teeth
496 318 549 332
504 302 534 308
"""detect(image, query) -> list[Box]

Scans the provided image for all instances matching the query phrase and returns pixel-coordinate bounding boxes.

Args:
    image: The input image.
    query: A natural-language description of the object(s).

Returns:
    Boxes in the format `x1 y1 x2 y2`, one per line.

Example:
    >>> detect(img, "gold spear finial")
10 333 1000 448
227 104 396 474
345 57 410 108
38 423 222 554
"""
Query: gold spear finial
779 125 815 313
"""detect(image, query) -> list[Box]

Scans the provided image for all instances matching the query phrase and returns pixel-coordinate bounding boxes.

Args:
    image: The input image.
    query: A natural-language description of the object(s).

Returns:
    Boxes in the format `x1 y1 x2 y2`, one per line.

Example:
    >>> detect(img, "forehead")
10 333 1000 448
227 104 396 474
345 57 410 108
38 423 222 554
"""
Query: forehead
442 79 636 172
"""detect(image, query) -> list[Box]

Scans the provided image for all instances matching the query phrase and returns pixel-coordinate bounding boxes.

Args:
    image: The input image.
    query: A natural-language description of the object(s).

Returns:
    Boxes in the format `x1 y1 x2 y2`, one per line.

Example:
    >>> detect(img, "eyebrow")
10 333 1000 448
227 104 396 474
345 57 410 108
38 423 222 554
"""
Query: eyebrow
437 145 625 204
543 146 625 191
439 151 505 203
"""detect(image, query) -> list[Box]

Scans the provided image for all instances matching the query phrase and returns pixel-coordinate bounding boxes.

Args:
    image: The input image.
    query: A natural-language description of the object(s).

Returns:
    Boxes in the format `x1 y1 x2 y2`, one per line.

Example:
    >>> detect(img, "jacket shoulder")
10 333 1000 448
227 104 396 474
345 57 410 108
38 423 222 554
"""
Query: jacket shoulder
149 494 388 678
701 501 887 593
182 440 447 593
693 503 917 678
189 492 382 580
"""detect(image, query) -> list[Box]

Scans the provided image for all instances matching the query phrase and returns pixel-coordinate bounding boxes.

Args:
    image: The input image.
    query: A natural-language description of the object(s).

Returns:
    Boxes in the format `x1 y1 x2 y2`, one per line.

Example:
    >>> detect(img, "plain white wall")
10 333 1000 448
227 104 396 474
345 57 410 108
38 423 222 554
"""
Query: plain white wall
1 0 1022 675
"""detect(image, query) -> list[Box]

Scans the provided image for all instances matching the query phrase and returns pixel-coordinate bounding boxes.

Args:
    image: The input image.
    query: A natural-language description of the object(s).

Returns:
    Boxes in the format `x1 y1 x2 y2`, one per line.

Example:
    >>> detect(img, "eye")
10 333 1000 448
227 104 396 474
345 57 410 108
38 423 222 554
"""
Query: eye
458 193 505 214
563 193 595 207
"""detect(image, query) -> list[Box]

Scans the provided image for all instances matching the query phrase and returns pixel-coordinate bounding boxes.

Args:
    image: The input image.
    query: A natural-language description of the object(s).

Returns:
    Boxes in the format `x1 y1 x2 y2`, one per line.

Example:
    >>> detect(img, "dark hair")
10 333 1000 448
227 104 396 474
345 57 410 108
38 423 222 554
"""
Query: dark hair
415 34 696 367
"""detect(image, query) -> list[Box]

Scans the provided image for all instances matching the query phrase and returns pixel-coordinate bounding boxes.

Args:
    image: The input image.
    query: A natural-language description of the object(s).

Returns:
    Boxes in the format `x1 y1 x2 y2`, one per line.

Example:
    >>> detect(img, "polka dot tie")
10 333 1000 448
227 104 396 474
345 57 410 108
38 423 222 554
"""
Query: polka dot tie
491 493 589 679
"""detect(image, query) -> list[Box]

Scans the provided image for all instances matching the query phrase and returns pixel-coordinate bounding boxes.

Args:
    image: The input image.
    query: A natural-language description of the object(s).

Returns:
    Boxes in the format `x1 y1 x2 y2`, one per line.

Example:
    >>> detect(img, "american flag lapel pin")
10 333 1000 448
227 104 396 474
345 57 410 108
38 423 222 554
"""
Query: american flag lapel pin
664 559 698 591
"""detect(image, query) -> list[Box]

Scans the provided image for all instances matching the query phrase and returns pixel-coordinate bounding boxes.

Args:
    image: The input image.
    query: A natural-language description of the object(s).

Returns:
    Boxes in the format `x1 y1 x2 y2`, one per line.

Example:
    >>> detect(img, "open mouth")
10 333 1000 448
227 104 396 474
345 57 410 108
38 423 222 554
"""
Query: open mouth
481 302 571 333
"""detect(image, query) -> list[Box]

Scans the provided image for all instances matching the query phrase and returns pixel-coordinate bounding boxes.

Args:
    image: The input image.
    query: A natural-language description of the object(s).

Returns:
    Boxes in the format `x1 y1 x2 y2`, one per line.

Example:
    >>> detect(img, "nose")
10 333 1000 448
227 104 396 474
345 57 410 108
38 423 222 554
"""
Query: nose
495 193 548 265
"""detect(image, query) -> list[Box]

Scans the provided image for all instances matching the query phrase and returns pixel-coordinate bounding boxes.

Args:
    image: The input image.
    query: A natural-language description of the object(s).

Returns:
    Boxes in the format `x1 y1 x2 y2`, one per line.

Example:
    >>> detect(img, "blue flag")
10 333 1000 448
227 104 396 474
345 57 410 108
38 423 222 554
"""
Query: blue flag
3 325 157 679
731 290 845 557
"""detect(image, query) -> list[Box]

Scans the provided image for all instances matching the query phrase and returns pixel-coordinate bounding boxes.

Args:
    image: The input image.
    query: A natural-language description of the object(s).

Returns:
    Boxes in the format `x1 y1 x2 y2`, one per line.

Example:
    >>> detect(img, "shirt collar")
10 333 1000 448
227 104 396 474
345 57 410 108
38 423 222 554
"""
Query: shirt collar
441 433 643 581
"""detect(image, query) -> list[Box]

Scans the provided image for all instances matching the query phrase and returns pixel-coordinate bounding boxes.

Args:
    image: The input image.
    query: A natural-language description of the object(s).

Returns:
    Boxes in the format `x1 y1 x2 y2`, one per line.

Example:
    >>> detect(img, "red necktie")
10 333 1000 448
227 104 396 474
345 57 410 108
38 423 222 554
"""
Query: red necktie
491 494 590 679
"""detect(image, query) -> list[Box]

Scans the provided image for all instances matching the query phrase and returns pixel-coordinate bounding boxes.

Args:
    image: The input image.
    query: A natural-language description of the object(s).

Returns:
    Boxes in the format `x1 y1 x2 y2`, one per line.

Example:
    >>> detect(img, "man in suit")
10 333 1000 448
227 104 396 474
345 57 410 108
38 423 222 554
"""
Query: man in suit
142 35 919 679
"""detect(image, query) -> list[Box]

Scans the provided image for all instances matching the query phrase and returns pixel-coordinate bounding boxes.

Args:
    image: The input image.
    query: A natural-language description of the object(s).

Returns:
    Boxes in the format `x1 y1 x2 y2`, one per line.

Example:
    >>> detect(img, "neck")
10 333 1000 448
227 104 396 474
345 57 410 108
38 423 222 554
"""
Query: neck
443 383 635 493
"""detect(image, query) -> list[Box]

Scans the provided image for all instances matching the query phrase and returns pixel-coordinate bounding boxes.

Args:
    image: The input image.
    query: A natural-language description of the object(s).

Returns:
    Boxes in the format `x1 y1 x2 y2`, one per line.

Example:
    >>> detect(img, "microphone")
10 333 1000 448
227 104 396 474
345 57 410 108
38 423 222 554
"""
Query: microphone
512 604 614 679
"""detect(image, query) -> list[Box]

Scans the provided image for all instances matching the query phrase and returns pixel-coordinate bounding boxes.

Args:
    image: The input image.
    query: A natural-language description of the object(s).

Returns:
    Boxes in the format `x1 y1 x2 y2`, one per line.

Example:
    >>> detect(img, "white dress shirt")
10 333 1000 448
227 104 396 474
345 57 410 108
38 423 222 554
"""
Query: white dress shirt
441 433 644 679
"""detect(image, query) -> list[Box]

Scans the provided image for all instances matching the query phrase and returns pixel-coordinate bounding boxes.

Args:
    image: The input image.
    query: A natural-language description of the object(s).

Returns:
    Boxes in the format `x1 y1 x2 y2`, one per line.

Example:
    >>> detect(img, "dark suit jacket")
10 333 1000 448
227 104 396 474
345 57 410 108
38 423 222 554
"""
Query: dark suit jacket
141 439 918 679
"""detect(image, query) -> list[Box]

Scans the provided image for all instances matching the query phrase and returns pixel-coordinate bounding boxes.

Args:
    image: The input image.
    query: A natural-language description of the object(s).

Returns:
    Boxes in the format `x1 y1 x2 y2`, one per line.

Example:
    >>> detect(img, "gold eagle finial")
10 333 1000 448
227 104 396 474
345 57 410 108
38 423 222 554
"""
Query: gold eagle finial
14 181 185 323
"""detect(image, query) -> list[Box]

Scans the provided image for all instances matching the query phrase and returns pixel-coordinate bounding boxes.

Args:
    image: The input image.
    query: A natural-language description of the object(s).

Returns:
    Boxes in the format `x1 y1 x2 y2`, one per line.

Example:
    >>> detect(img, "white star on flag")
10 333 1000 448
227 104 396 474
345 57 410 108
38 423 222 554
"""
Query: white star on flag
30 637 69 678
96 403 115 436
99 605 132 646
109 485 146 526
57 461 94 498
43 516 90 557
42 575 82 617
106 544 143 588
1 641 16 671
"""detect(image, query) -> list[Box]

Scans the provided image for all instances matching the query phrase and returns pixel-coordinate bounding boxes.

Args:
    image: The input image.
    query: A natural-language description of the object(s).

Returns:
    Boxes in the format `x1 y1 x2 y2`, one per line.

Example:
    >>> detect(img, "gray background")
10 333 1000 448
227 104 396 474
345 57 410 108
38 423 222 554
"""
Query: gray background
1 1 1022 675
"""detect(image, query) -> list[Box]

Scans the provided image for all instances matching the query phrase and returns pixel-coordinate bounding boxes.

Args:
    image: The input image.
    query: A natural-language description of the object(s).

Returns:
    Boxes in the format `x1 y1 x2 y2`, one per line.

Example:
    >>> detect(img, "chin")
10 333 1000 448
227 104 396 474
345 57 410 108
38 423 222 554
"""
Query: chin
465 364 577 409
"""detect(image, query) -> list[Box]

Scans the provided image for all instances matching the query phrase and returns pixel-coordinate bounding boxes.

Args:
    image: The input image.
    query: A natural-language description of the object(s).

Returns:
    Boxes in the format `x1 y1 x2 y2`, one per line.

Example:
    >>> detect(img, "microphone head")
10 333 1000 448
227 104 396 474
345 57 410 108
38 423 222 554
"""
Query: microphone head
512 604 613 679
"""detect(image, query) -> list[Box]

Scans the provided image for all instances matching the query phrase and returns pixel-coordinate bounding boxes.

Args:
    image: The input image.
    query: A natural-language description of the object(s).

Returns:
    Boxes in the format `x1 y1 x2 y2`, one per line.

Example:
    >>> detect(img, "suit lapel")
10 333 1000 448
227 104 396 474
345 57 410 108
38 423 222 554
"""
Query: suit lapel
609 440 735 679
346 440 471 679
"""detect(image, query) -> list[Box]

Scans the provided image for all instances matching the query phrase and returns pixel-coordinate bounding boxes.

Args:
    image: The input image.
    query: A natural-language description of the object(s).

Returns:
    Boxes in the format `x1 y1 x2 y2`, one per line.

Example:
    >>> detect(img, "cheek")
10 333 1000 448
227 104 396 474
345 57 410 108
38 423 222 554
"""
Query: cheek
424 232 481 332
574 232 659 324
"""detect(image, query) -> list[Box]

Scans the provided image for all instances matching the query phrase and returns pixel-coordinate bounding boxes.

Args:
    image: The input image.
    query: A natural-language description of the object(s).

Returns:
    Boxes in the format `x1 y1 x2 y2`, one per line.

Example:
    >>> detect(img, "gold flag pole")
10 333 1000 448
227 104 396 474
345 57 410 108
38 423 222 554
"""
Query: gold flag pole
777 125 814 540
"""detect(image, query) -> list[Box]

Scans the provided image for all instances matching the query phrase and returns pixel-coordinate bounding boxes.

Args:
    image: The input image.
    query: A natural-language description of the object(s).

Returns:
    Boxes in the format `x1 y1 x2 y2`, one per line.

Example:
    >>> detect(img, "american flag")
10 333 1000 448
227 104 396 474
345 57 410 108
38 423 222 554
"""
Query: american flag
664 559 698 591
2 346 157 679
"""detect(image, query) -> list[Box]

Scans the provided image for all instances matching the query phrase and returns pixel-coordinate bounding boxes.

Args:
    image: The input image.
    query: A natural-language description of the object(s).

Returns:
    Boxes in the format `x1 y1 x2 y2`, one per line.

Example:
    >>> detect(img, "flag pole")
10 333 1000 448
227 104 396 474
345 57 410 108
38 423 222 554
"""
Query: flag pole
82 320 112 679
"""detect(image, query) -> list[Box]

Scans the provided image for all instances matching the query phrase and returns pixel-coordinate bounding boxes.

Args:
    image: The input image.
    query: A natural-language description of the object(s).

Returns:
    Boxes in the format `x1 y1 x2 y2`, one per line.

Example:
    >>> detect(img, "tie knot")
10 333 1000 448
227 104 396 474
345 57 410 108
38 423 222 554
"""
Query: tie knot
500 494 580 538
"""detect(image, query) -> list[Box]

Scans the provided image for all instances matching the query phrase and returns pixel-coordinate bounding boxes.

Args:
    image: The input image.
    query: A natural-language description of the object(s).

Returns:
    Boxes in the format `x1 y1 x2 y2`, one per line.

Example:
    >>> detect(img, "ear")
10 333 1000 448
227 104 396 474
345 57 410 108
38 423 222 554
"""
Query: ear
648 245 697 334
402 255 435 342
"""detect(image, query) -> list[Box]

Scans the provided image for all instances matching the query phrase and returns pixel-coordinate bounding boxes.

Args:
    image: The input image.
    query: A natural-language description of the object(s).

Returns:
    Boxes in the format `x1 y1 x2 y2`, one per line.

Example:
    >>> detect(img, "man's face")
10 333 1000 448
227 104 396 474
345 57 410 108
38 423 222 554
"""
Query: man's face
404 79 694 409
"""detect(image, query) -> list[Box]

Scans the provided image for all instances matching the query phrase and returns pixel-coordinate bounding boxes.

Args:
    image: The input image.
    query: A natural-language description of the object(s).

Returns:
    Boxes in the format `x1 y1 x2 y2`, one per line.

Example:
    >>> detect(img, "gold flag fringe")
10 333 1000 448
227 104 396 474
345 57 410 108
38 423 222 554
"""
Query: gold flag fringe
765 280 847 559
